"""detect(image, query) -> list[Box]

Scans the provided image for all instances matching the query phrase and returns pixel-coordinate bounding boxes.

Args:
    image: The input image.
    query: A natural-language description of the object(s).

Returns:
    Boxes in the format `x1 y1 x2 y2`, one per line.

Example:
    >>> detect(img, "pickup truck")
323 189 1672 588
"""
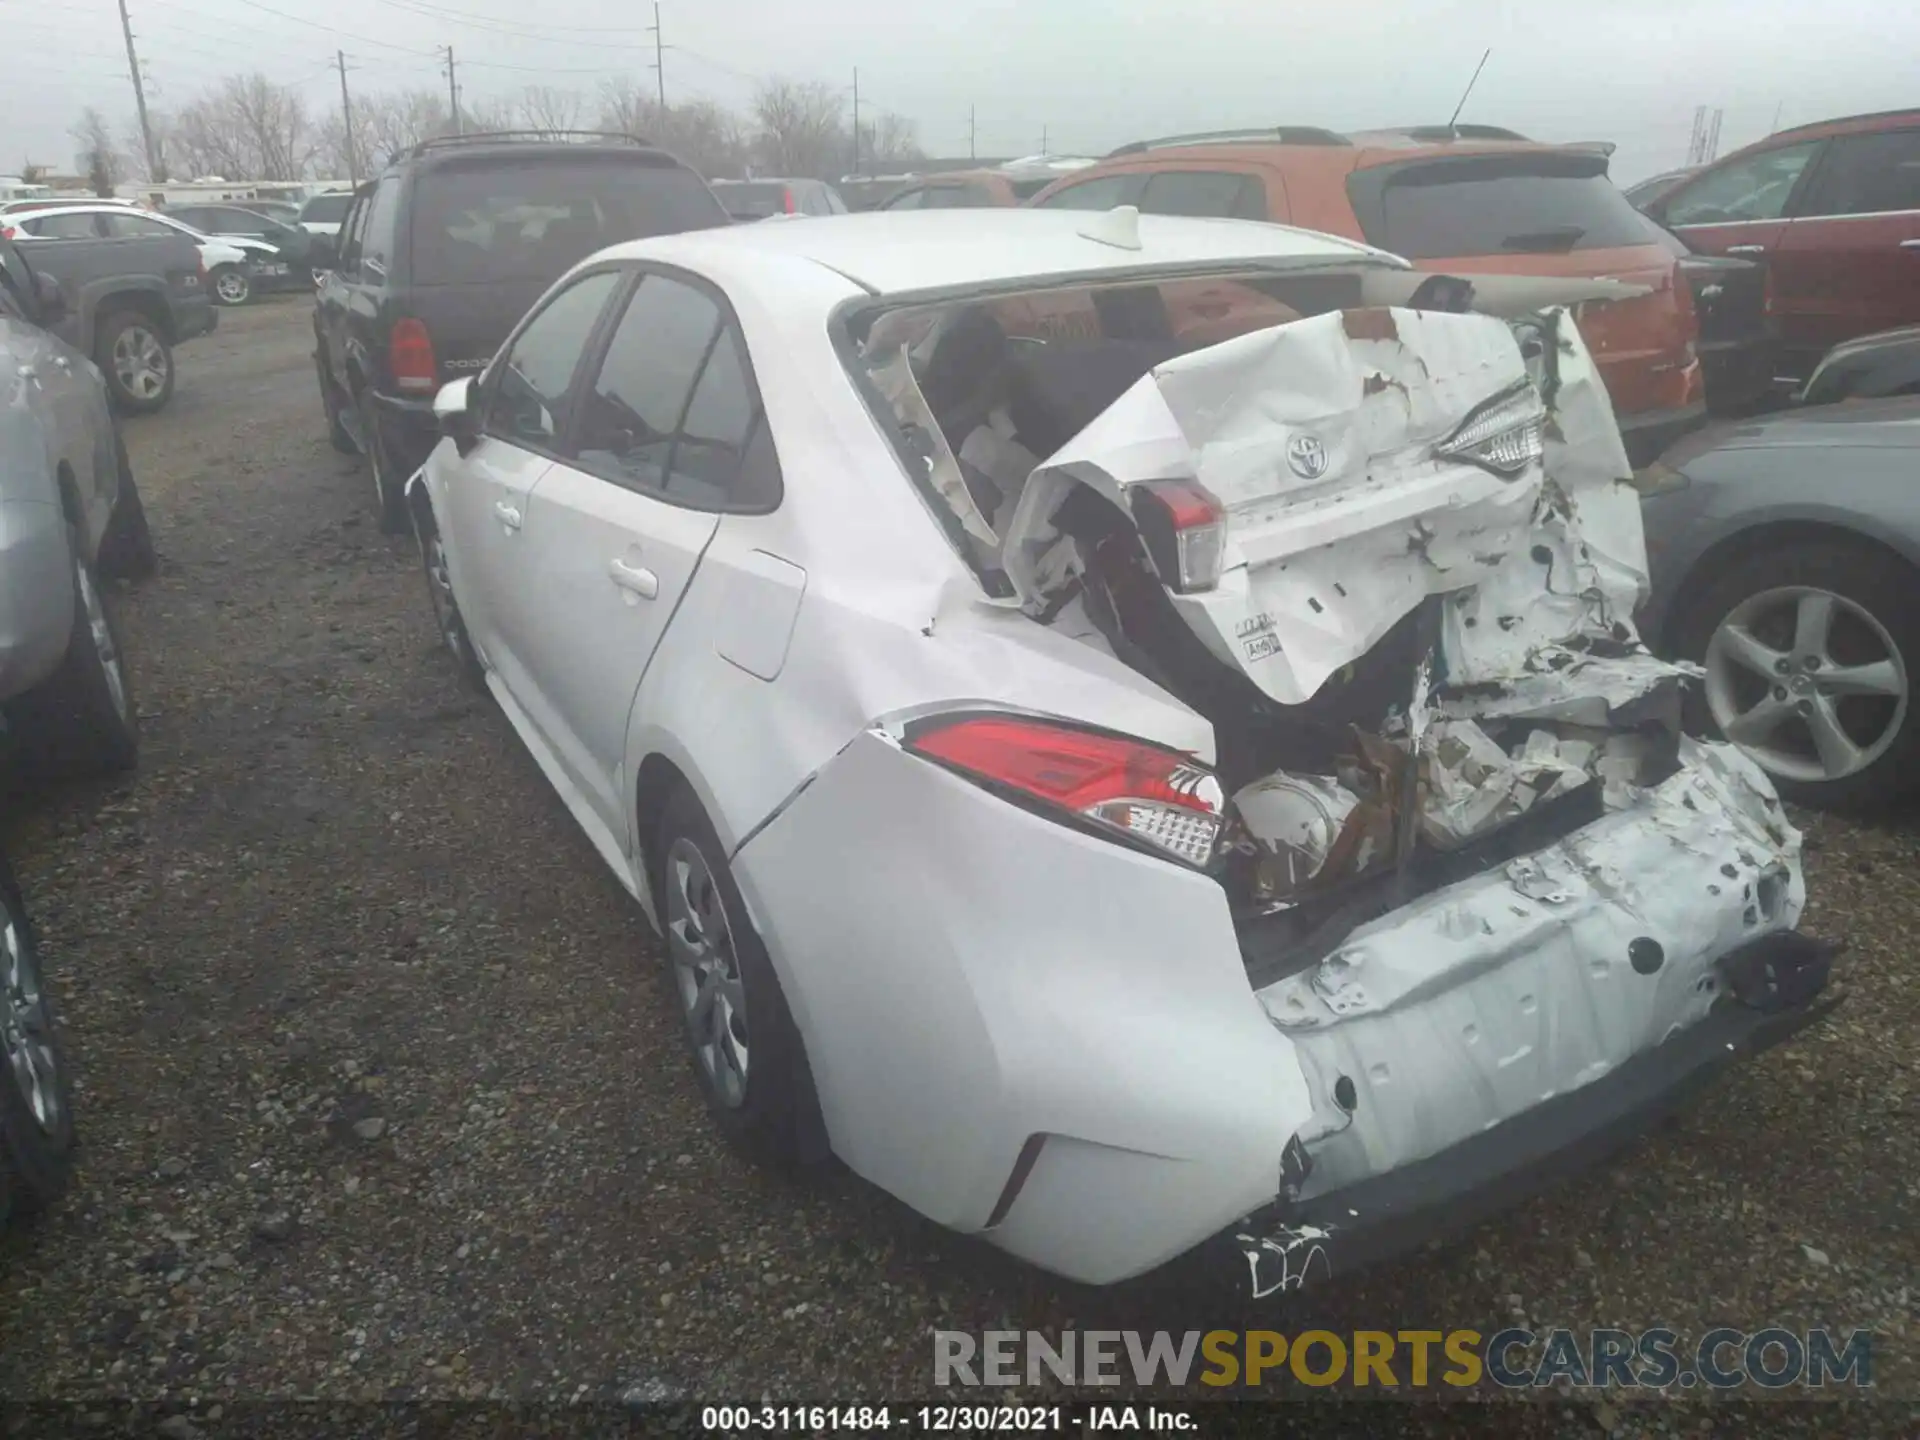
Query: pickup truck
5 225 215 413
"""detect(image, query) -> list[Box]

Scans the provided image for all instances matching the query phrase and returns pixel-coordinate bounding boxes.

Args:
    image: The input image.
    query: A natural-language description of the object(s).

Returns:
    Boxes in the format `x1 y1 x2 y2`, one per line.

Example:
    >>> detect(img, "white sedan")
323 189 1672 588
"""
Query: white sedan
403 209 1833 1290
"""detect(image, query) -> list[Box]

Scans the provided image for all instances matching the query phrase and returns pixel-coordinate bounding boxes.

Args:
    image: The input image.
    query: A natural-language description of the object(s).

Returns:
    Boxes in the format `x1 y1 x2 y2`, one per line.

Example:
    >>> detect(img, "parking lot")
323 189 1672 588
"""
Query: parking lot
0 296 1914 1412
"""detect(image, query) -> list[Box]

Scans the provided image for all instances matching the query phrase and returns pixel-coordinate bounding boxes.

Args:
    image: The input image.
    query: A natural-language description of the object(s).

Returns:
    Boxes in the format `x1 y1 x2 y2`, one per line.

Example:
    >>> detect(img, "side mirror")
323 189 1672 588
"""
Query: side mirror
32 272 65 324
434 377 479 455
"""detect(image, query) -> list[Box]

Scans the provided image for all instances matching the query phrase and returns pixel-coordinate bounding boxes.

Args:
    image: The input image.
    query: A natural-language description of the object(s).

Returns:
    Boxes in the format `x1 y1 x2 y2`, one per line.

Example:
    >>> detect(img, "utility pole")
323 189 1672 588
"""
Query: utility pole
1040 123 1048 157
968 104 975 160
336 50 358 183
851 67 860 178
443 46 461 134
115 0 161 182
649 1 666 110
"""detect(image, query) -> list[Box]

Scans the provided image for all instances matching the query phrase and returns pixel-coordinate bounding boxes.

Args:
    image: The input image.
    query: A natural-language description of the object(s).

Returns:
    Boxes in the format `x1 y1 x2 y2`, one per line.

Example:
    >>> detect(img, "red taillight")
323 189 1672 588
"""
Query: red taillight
906 713 1224 867
783 187 796 214
389 317 437 394
1129 479 1227 593
0 224 15 240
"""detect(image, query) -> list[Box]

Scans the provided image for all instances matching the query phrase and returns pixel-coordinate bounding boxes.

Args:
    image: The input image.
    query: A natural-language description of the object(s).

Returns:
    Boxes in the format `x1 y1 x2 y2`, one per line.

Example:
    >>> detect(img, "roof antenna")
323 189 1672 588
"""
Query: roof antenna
1446 48 1492 136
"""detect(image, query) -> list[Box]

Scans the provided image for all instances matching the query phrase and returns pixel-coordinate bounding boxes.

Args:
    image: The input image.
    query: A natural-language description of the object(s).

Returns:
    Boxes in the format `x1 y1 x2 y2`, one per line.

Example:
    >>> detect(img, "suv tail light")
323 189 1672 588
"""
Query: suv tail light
783 187 796 214
905 713 1224 867
1129 480 1227 593
389 317 437 394
0 224 14 240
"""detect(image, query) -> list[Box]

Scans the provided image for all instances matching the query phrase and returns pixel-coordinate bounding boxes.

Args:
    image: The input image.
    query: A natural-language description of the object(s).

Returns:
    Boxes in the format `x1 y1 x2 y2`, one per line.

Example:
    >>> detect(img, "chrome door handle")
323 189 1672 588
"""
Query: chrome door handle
1901 238 1920 251
609 558 659 599
1725 244 1768 256
493 501 522 530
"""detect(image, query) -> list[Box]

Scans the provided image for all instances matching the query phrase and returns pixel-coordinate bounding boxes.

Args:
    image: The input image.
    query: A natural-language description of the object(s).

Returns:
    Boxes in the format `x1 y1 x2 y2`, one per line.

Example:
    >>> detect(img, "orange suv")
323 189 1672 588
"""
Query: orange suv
1029 125 1706 465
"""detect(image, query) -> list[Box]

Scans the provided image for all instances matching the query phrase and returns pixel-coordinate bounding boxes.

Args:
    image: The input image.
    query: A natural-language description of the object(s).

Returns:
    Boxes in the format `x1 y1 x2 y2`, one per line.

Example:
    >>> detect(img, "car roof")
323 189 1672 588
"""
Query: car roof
602 207 1398 296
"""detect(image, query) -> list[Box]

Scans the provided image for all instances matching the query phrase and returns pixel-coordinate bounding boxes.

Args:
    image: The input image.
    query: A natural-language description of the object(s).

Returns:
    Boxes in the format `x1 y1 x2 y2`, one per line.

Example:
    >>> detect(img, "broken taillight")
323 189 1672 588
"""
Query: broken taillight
389 317 438 394
1434 382 1546 476
905 713 1224 868
1130 479 1227 593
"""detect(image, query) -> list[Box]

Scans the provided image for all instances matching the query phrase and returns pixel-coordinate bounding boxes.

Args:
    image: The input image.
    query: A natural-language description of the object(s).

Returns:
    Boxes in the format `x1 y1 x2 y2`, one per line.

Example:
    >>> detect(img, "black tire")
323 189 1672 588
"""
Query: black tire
655 785 808 1164
96 428 157 581
0 847 76 1225
411 499 486 692
1672 537 1920 810
4 535 139 780
95 309 174 415
356 391 408 534
210 265 251 307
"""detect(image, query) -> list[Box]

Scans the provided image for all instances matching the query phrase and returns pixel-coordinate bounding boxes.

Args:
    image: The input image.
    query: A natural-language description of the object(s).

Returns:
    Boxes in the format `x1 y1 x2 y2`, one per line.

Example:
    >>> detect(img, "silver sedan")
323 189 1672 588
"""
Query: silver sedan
1637 396 1920 808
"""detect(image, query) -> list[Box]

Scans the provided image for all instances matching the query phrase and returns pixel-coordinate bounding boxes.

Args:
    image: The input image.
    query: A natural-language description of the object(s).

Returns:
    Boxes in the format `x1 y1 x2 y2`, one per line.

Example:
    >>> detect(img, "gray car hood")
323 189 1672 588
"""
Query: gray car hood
1669 397 1920 460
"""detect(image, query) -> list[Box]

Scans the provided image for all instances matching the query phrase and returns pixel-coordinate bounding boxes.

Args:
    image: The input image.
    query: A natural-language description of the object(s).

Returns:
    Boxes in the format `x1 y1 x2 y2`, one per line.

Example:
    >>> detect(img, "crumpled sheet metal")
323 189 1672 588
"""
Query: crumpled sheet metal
1004 304 1655 711
1254 736 1803 1197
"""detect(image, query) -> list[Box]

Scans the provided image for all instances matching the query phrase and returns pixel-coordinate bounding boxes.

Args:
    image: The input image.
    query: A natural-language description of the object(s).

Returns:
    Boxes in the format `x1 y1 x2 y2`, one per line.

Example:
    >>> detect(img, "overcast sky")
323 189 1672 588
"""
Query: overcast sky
3 0 1914 185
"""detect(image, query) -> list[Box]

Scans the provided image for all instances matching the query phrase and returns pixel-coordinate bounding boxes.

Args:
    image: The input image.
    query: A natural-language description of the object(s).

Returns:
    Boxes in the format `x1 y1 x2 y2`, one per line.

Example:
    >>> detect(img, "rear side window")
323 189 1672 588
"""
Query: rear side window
1034 174 1142 211
360 178 401 277
102 213 174 238
483 269 622 451
1138 170 1269 221
409 157 727 285
920 185 993 209
1796 130 1920 217
1349 153 1655 258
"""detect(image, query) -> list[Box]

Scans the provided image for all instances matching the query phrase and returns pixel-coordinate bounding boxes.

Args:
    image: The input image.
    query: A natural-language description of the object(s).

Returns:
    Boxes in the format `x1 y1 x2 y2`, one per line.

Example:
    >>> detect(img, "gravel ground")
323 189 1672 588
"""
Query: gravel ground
0 299 1913 1428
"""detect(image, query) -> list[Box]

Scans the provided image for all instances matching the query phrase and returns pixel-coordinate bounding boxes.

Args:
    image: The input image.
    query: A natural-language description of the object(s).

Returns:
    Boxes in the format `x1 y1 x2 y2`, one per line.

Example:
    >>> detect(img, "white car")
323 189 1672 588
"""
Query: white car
403 209 1832 1290
2 203 269 306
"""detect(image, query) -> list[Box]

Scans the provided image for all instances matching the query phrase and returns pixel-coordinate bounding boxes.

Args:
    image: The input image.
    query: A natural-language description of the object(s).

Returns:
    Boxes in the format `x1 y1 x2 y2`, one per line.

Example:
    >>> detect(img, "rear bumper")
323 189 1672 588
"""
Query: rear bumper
1617 399 1708 468
1213 931 1837 1297
174 296 217 343
1700 334 1780 415
369 390 440 475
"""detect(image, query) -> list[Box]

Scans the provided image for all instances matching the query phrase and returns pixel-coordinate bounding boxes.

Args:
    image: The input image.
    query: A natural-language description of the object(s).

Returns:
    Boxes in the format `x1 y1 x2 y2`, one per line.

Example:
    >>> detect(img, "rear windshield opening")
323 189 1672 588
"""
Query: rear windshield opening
409 157 728 284
839 269 1368 586
1350 154 1655 259
302 193 353 224
714 182 792 220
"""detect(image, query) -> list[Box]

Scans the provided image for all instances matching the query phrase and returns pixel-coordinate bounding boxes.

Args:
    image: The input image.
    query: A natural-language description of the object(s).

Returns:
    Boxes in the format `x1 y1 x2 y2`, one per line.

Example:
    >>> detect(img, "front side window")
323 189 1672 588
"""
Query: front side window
1795 130 1920 217
102 213 174 238
24 213 102 239
1662 142 1821 226
482 269 622 450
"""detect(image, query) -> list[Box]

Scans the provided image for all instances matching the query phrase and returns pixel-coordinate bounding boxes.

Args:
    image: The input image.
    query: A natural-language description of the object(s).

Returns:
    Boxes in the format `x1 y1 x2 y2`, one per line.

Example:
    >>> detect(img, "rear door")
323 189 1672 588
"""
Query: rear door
1767 127 1920 369
401 152 730 387
315 183 372 395
506 268 774 846
447 267 625 700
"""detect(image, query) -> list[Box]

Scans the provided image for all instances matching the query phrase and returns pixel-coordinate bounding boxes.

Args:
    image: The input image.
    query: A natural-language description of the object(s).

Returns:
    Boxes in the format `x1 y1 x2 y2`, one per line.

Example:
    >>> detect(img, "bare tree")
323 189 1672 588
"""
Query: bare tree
70 108 120 194
459 94 518 134
751 78 846 179
595 81 747 179
857 111 923 169
518 86 583 137
170 74 312 180
360 90 450 169
314 106 378 182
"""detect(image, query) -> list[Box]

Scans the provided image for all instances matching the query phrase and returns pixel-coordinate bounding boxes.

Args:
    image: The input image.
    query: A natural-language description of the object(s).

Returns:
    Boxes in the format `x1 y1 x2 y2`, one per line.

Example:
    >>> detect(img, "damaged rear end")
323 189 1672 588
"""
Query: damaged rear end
825 264 1834 1289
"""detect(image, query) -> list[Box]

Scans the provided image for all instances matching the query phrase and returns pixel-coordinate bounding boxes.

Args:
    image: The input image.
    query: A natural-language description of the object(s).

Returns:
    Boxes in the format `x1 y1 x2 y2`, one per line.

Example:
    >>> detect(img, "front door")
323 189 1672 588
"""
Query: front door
448 269 624 701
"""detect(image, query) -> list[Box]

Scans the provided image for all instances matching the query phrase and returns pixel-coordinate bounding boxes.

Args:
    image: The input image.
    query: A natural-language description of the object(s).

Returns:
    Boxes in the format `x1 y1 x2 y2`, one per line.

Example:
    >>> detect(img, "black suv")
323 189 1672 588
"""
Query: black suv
313 132 731 530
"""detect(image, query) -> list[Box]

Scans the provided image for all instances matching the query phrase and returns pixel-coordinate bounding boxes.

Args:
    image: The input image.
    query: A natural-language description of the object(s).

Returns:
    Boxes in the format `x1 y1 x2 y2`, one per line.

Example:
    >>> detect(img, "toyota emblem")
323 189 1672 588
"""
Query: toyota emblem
1287 433 1329 480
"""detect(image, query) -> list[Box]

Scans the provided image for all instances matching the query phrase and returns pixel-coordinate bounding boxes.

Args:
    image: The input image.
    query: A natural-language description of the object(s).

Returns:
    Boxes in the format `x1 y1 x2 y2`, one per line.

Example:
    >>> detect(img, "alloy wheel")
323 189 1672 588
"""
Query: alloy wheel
1704 584 1908 784
214 270 249 304
111 326 168 402
664 838 749 1108
0 914 61 1133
